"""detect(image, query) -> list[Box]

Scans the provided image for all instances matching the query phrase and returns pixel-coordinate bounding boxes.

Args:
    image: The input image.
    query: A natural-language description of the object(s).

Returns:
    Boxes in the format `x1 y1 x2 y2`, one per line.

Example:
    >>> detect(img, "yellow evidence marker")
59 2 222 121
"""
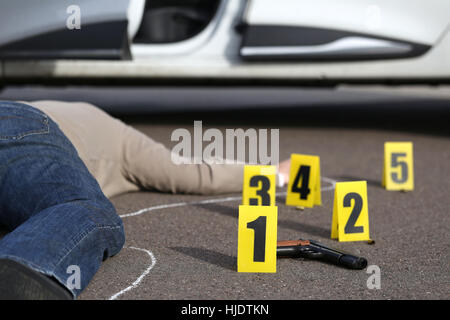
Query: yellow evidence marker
331 181 370 242
286 154 321 208
382 142 414 191
237 205 278 273
242 165 277 206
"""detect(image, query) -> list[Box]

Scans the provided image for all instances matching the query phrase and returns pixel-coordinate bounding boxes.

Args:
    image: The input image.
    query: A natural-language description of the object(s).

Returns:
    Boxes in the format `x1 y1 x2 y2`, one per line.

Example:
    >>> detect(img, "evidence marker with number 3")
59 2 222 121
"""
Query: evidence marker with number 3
286 154 321 208
237 205 278 273
382 142 414 191
242 165 277 206
331 181 370 242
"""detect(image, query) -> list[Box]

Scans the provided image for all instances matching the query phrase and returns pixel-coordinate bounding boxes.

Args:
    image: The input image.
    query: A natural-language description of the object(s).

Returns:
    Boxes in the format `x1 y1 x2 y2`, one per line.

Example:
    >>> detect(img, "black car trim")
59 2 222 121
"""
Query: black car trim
239 25 430 61
0 20 130 60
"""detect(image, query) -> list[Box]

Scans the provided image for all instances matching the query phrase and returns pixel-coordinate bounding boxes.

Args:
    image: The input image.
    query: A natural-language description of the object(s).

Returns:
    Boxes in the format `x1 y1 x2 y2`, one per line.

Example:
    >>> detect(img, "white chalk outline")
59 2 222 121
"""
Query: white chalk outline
110 176 337 300
119 176 337 219
108 246 157 300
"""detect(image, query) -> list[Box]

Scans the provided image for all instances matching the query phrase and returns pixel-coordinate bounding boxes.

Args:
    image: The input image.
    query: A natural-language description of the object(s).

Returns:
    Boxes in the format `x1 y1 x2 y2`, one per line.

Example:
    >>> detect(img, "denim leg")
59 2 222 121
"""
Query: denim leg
0 101 125 298
0 200 125 298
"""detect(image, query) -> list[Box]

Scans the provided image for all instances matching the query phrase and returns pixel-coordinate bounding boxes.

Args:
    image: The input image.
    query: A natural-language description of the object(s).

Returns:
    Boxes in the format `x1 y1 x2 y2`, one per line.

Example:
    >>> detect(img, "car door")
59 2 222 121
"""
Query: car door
0 0 131 60
240 0 450 61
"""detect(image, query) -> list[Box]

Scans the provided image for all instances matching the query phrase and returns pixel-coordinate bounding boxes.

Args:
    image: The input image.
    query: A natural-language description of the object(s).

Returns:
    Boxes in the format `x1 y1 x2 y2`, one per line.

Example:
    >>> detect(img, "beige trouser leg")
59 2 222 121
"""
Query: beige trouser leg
121 124 244 195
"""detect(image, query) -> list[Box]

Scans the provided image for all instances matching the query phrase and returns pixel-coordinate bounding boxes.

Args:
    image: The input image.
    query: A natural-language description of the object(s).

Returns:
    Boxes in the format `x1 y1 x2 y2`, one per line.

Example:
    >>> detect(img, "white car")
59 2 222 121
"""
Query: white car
0 0 449 85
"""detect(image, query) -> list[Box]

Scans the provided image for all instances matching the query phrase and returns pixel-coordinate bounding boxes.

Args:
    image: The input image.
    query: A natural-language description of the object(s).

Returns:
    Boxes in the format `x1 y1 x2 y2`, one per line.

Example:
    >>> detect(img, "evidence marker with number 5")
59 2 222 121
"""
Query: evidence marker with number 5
286 154 321 208
331 181 370 242
382 142 414 191
242 165 277 206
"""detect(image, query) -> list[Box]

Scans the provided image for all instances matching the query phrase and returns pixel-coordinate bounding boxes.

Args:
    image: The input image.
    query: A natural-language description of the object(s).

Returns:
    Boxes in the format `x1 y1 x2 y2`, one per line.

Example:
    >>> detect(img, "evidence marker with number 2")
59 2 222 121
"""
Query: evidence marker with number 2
331 181 370 242
382 142 414 191
242 165 277 206
286 154 321 208
237 205 278 273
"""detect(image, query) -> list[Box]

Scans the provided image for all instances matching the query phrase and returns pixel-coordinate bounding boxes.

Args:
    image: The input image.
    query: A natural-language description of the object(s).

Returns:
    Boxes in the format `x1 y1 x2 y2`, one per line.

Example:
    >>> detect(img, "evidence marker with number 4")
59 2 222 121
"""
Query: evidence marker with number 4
382 142 414 191
286 154 321 208
242 165 277 206
331 181 370 242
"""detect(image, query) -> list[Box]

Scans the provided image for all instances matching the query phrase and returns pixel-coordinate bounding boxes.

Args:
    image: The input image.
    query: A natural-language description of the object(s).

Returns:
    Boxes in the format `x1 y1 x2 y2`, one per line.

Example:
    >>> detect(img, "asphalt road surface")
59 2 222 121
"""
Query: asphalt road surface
0 86 449 300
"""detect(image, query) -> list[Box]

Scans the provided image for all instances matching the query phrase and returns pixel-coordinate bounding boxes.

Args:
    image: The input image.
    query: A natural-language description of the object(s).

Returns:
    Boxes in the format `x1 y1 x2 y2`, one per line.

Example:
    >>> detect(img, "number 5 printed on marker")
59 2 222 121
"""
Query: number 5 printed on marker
383 142 414 191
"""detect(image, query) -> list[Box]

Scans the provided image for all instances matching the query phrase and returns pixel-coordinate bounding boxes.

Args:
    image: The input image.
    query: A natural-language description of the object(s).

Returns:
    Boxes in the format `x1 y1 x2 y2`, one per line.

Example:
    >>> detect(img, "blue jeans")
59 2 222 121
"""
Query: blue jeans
0 101 125 298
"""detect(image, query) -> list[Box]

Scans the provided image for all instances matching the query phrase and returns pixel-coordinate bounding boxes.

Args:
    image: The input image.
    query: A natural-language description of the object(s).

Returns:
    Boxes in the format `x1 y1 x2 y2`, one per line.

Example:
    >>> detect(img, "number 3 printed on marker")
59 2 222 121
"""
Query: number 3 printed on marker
242 165 276 207
249 175 271 206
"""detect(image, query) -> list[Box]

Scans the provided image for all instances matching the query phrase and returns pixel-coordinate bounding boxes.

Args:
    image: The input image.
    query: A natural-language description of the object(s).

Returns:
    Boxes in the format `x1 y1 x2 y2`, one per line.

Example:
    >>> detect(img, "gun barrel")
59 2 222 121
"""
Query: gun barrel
338 254 368 270
276 245 303 258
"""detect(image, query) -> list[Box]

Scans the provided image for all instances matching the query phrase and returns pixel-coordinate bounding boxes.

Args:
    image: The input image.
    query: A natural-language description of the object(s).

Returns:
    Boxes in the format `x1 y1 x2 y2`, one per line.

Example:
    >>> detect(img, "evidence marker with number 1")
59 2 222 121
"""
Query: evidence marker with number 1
237 205 278 273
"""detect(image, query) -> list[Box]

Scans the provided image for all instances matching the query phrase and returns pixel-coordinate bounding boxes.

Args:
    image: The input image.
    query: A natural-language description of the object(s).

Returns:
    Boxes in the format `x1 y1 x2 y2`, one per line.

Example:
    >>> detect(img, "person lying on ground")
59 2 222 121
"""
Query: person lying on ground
0 100 290 300
23 100 290 197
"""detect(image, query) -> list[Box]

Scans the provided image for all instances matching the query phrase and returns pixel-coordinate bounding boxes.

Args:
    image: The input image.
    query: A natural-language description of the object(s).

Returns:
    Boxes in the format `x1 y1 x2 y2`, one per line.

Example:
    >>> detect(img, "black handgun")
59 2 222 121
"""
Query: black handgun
277 239 368 270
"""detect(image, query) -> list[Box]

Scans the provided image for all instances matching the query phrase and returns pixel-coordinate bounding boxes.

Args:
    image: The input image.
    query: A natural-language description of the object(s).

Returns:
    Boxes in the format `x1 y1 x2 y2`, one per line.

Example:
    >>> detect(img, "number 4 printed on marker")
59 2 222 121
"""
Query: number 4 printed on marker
286 154 322 208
